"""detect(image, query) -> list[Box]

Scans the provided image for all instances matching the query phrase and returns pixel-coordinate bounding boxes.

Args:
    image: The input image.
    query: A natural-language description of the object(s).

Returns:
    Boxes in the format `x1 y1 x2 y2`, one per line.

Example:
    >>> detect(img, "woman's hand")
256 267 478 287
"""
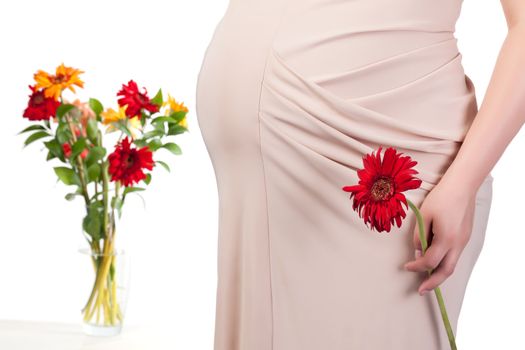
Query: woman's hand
403 179 478 295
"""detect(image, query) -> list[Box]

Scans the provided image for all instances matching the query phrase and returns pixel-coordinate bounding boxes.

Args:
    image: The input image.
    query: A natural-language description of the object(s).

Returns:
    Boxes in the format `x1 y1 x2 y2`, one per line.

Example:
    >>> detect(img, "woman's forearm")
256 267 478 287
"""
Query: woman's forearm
440 24 525 193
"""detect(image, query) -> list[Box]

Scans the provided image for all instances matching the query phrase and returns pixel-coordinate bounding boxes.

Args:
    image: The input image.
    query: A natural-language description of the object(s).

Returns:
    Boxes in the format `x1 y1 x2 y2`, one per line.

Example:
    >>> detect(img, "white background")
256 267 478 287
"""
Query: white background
0 0 523 349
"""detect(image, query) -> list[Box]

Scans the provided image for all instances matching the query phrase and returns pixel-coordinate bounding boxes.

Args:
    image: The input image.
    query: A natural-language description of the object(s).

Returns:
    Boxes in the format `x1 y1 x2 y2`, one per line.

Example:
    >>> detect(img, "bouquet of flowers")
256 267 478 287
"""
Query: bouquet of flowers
19 63 189 334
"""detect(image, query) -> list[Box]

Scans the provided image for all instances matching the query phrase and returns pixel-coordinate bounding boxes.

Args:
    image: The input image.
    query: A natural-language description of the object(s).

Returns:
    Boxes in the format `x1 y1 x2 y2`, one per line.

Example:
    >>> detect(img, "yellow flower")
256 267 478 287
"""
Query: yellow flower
101 105 126 125
162 94 188 129
179 115 188 128
34 63 85 101
101 105 142 138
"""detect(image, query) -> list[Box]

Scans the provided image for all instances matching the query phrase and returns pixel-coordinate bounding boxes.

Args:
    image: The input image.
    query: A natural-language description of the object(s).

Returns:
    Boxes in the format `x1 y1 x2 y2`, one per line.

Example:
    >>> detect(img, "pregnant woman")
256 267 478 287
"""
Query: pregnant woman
196 1 525 349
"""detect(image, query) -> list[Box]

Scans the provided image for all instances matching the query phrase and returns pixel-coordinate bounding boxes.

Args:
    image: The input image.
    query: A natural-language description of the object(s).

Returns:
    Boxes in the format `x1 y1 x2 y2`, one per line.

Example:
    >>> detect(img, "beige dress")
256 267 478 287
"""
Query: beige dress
196 0 494 349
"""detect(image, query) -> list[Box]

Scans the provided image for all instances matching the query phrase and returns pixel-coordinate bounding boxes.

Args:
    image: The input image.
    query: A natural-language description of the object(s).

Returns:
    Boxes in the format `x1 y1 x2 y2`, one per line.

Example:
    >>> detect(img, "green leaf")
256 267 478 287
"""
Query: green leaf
44 139 63 159
54 166 81 186
65 193 78 201
153 119 166 133
143 173 152 185
84 146 106 167
56 104 75 119
151 116 176 125
116 122 133 138
24 131 51 147
170 110 187 123
140 111 148 124
46 150 56 161
151 88 163 107
121 186 146 209
156 160 170 172
167 124 188 136
147 139 163 151
18 124 47 134
70 138 87 159
133 139 147 147
87 163 101 182
142 129 164 140
83 203 104 240
161 142 181 155
55 122 71 144
86 118 99 143
123 187 145 196
89 98 103 116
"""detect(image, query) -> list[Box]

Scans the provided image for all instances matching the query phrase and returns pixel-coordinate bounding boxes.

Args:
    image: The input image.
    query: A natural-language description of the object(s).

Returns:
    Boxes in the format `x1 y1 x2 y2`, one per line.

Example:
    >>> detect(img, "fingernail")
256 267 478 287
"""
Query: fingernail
415 249 422 258
420 289 428 296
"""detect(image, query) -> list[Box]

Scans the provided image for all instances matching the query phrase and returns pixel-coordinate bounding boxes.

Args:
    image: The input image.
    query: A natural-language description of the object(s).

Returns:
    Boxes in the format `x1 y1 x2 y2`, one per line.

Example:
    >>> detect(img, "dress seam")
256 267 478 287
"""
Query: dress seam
257 47 276 350
256 4 291 349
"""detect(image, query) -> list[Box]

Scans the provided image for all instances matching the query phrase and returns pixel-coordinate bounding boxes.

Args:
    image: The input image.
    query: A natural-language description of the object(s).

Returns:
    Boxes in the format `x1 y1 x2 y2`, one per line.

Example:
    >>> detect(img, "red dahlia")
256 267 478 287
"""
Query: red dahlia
23 85 60 121
342 146 422 233
108 137 155 187
116 80 159 118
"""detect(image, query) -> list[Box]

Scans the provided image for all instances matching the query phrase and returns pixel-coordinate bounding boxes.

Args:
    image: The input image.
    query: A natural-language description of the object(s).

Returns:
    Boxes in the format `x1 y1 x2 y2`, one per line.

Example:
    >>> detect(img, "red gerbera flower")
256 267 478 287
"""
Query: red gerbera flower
116 80 159 118
342 146 422 233
108 137 155 186
23 85 60 121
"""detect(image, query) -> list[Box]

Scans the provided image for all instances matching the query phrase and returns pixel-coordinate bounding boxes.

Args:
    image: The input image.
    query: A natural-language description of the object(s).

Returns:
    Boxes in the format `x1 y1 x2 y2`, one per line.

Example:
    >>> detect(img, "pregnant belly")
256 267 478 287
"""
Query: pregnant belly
197 0 475 191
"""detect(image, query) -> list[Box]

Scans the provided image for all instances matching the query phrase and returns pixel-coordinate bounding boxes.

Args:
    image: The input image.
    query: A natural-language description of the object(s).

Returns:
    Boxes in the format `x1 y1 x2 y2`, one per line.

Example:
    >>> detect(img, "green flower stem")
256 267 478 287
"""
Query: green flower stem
82 238 114 321
101 160 110 240
82 134 114 317
112 181 121 212
64 113 90 205
407 199 457 350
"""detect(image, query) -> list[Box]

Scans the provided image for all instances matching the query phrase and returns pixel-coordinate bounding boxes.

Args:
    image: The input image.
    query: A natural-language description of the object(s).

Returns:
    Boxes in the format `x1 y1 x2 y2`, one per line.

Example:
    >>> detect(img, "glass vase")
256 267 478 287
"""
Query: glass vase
78 210 130 336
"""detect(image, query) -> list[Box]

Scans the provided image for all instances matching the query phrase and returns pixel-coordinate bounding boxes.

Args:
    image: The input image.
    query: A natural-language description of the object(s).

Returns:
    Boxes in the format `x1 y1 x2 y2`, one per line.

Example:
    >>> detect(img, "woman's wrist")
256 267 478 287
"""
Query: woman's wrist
438 156 488 198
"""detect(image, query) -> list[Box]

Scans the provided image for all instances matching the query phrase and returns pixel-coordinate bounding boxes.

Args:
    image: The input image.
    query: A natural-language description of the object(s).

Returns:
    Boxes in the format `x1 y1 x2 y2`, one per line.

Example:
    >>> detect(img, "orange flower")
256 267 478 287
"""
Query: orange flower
34 63 84 100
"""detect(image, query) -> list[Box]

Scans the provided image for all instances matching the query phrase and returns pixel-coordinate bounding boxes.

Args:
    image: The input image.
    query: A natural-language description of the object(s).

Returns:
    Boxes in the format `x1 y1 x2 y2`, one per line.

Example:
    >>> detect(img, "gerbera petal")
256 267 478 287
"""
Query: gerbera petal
397 178 423 192
381 147 396 176
343 146 422 234
342 184 363 193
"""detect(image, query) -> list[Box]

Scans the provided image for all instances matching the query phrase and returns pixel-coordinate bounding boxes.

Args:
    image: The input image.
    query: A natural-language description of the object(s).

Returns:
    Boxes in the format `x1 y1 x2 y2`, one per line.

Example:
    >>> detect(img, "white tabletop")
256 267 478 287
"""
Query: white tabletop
0 320 177 350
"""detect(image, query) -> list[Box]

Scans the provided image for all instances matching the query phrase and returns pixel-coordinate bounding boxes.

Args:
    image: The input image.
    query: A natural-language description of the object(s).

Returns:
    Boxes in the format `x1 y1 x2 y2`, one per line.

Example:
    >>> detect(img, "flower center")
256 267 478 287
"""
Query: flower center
33 92 44 105
51 74 67 84
124 154 134 169
370 177 394 201
137 94 147 104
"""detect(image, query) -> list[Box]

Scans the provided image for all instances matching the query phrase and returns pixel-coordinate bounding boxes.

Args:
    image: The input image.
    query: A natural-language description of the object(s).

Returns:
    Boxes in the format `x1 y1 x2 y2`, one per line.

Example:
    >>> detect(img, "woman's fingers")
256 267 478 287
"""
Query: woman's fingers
417 248 462 295
403 180 477 295
404 236 449 273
